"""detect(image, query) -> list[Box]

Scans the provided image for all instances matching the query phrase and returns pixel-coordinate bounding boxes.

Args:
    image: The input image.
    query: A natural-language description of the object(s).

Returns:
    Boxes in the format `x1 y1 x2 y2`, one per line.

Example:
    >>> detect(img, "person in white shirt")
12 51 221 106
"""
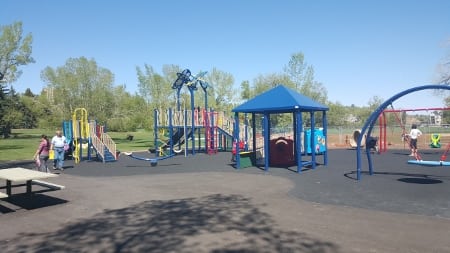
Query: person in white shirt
408 124 422 157
50 130 67 170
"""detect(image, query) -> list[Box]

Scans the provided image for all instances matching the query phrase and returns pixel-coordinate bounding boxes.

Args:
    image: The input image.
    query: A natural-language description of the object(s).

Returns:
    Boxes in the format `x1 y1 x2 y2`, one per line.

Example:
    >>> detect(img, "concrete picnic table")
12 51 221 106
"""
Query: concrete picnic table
0 167 59 197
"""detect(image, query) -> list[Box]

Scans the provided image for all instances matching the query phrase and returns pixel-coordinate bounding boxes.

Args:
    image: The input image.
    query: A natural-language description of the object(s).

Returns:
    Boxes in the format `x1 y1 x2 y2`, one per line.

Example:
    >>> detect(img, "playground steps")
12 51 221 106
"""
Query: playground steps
218 127 233 139
89 122 117 163
217 127 233 151
102 147 116 162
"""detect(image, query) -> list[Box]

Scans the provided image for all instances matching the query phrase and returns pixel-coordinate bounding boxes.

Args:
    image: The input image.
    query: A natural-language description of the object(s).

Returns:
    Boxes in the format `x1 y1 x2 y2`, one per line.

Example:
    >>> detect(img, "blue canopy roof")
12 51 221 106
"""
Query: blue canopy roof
232 85 329 113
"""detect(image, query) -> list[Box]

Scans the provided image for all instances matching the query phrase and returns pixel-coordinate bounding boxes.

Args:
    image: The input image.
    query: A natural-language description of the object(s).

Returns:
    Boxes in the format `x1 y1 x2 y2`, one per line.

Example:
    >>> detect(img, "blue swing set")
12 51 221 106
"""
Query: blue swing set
123 152 175 166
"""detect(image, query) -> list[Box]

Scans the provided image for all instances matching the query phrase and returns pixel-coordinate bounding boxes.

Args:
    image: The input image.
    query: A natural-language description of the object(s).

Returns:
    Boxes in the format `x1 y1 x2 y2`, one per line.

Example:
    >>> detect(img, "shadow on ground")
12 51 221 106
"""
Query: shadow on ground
0 193 68 213
1 194 341 253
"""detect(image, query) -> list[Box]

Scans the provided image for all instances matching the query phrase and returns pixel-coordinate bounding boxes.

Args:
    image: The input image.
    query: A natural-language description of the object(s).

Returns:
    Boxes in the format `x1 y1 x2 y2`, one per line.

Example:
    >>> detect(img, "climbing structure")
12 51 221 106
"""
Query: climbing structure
69 108 117 163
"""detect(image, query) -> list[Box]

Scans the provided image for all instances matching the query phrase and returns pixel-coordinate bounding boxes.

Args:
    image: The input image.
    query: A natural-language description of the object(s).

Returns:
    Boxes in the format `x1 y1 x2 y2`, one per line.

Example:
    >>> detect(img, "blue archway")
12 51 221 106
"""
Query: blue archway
356 84 450 180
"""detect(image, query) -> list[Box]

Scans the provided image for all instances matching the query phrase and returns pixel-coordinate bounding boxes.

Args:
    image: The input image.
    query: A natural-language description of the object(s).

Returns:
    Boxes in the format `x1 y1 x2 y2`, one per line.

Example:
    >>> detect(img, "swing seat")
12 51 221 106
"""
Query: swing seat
429 133 441 148
430 143 442 148
408 160 450 166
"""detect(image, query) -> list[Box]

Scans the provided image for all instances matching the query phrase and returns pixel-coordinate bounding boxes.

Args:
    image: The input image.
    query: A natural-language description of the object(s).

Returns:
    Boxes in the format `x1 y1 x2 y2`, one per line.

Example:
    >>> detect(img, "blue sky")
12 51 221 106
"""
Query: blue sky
1 0 450 109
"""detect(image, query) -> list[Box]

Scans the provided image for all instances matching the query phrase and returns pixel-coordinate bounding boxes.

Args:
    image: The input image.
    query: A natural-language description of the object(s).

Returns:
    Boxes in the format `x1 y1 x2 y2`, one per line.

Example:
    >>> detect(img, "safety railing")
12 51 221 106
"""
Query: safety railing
101 132 117 160
89 122 105 161
91 133 105 161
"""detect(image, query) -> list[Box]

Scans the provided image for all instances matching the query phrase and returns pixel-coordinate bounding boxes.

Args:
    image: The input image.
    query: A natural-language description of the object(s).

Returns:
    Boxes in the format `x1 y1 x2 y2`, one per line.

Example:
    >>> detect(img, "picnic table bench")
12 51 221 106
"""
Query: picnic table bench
0 167 64 197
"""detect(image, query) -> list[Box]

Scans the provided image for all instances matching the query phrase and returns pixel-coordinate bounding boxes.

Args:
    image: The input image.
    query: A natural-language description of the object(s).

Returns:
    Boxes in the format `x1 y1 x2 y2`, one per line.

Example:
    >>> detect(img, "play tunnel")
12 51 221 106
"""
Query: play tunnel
269 137 295 167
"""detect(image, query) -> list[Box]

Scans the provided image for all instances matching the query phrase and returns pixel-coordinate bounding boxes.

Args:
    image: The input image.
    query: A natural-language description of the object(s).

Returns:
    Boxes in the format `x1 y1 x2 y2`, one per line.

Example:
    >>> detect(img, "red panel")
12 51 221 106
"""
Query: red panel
269 137 295 167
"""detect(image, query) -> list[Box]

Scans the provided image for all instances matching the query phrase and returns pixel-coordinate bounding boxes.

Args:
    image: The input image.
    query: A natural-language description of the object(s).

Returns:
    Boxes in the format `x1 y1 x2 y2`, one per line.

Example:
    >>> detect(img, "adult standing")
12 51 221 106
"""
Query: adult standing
33 134 51 172
51 130 67 171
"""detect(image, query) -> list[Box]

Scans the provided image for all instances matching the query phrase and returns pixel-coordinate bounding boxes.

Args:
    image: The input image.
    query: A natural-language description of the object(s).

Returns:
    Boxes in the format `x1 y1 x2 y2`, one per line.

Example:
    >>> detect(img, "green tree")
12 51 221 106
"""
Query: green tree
250 74 295 128
444 97 450 124
240 80 251 101
326 101 347 127
252 73 293 96
284 52 328 103
41 57 116 124
23 88 35 97
16 95 38 129
107 84 149 131
437 41 450 85
0 21 34 137
136 64 175 111
0 87 39 134
205 68 236 112
0 22 35 83
437 42 450 123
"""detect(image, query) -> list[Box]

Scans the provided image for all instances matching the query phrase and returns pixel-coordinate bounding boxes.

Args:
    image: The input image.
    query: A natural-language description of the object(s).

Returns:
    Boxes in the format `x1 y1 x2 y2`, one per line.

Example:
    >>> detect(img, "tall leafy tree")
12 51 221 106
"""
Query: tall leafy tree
0 21 35 83
437 42 450 123
136 64 175 110
0 87 39 134
205 68 236 112
0 21 34 137
437 42 450 85
106 84 148 131
252 73 293 96
284 52 328 103
41 57 115 123
326 101 347 127
250 73 294 128
240 80 251 101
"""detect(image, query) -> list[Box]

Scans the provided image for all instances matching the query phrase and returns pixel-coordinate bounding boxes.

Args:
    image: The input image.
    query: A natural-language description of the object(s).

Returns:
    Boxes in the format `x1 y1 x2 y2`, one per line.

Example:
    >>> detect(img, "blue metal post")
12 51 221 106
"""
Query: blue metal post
87 122 92 161
169 108 173 156
295 111 303 172
154 109 159 157
235 112 240 169
184 109 188 156
310 111 316 169
264 113 270 171
244 113 248 151
252 113 256 154
323 111 328 165
190 88 195 155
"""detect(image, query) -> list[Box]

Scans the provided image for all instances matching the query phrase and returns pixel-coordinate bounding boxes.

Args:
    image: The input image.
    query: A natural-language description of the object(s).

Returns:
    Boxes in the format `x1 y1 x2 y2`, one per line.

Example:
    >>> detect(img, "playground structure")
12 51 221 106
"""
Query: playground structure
63 108 117 164
356 84 450 180
151 68 253 159
132 71 328 170
128 68 251 165
153 108 238 156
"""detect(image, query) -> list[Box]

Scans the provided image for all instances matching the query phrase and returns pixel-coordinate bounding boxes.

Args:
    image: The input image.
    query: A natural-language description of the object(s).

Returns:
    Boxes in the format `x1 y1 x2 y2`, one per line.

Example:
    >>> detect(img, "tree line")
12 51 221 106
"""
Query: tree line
1 22 449 137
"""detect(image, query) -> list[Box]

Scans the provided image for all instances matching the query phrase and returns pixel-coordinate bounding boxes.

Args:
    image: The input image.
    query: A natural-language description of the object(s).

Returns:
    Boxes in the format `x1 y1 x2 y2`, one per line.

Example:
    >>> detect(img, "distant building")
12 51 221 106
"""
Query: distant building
346 114 359 123
405 112 442 126
429 113 442 126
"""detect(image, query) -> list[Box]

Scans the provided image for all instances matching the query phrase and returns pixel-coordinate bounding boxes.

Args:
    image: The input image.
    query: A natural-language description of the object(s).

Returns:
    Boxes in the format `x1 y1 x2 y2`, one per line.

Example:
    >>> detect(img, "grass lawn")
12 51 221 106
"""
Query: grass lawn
1 126 448 162
0 129 154 162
